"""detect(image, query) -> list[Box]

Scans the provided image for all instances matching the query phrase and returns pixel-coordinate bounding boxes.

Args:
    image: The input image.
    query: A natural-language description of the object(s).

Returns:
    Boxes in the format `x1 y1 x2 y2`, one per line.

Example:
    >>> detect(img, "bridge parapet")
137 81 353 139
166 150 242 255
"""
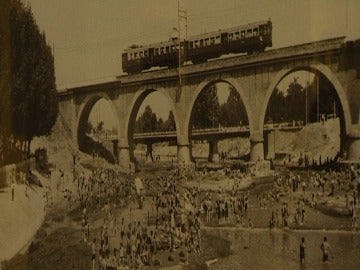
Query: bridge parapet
116 37 346 86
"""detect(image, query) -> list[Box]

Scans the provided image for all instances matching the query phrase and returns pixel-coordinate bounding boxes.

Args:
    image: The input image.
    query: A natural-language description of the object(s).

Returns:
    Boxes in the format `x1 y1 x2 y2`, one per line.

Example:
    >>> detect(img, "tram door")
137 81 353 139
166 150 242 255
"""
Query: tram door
221 33 229 53
149 48 154 65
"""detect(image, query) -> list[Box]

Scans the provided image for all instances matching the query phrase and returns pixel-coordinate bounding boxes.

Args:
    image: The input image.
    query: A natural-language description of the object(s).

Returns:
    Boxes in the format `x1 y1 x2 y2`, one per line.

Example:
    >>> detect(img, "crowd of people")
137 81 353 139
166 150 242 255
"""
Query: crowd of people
51 167 203 270
34 156 360 269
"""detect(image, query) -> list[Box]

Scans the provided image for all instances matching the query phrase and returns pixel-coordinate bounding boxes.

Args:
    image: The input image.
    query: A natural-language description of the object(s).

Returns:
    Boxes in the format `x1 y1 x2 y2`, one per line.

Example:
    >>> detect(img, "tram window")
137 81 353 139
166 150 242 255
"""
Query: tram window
235 32 240 39
263 27 267 35
129 53 133 60
160 47 164 54
140 51 144 58
229 33 234 40
241 31 245 38
215 36 221 43
199 39 204 47
205 38 209 45
210 37 215 44
171 45 176 51
165 46 169 53
144 51 148 57
259 26 264 34
247 29 252 37
253 28 258 36
155 48 159 55
189 41 193 48
194 40 199 48
134 52 138 58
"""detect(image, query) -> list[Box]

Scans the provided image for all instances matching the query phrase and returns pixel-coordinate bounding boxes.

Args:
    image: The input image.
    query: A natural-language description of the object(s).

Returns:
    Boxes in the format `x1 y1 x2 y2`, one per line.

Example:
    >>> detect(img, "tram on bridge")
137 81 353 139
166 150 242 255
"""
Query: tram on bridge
122 19 272 74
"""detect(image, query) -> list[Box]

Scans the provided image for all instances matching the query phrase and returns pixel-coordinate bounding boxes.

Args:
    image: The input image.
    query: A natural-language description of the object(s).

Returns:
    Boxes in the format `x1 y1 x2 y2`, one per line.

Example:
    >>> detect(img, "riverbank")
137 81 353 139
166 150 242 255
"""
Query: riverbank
2 161 358 269
0 183 44 262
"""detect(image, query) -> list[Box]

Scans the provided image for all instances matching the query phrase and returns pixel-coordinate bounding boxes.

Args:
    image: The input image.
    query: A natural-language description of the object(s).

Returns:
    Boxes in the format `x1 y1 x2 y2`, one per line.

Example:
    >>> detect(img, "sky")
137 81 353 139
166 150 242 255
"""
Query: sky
26 0 360 129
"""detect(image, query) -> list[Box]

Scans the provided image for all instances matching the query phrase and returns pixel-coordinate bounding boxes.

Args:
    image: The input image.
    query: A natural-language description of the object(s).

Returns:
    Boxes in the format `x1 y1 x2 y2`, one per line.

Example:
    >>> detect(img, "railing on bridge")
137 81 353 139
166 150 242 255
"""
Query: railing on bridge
133 125 251 138
264 120 304 129
92 121 305 142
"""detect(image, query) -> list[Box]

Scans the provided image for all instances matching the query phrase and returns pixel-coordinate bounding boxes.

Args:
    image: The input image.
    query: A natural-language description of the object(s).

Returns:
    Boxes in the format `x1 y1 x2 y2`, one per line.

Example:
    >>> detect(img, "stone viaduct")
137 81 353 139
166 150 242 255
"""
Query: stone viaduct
57 37 360 172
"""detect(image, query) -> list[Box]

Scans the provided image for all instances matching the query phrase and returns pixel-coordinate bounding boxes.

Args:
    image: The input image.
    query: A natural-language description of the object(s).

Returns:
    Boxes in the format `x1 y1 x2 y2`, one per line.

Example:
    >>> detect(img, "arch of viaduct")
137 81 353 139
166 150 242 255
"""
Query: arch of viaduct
58 37 360 173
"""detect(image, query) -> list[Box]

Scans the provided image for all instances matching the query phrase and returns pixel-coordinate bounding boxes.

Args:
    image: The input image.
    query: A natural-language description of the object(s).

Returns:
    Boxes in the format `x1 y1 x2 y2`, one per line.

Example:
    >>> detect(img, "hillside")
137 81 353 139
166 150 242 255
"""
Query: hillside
31 115 116 176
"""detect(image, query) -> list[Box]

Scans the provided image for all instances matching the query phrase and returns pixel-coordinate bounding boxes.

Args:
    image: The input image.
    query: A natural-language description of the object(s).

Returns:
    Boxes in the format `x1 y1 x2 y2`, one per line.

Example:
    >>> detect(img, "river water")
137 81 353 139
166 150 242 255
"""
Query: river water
208 228 360 270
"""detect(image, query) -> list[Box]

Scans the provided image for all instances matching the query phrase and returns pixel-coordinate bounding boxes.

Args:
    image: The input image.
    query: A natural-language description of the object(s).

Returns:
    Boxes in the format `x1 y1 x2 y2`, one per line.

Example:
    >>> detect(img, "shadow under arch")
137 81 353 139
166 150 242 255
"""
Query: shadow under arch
76 93 120 159
185 78 252 139
259 63 352 153
125 88 181 162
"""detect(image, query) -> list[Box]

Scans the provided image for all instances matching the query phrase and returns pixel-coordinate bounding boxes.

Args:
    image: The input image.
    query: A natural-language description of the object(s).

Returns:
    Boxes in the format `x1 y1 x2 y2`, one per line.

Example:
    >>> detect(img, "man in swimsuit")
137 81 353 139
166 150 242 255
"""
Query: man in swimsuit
321 236 331 262
300 237 305 264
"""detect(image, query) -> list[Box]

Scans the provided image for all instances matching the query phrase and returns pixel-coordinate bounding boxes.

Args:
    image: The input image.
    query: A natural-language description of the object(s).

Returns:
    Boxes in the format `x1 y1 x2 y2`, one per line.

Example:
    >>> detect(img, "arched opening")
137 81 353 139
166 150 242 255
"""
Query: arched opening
264 69 347 167
188 81 250 166
127 90 179 168
77 97 119 164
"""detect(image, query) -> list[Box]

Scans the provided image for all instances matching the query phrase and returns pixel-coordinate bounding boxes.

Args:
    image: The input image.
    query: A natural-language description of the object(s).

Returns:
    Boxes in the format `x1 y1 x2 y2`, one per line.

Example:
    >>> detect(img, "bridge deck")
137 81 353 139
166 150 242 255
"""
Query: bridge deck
118 37 345 85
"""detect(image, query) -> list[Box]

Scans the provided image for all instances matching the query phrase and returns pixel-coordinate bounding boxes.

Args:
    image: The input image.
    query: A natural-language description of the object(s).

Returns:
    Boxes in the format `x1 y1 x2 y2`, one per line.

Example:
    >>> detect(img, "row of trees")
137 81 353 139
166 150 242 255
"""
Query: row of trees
134 76 340 134
134 84 249 133
266 76 339 123
0 1 58 166
192 84 249 129
134 106 176 133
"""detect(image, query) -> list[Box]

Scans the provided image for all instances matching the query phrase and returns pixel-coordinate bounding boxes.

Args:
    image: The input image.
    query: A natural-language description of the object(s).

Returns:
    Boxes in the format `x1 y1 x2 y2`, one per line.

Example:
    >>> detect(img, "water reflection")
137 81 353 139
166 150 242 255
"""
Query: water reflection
208 229 360 270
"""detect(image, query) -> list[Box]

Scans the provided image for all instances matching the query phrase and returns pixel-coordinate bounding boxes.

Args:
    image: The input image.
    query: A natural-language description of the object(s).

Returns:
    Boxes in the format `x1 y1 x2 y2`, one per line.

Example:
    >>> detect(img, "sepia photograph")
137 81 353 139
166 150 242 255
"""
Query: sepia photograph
1 0 360 269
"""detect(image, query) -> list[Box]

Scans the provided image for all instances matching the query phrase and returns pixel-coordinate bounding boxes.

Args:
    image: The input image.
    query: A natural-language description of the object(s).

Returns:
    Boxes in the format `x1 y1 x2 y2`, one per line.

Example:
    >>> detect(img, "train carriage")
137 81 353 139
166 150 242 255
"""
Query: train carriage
122 19 272 74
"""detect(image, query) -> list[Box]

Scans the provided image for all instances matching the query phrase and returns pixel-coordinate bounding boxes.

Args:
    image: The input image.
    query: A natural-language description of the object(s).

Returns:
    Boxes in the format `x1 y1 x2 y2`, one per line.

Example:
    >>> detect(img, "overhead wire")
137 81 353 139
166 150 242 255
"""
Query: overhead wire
56 5 251 85
55 5 248 53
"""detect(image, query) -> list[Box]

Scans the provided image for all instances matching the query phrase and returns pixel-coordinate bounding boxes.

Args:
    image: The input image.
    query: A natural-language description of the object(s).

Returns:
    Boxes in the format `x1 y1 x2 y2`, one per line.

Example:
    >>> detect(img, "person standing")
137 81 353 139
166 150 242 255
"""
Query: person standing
91 238 97 270
300 237 305 264
320 237 331 262
11 180 15 201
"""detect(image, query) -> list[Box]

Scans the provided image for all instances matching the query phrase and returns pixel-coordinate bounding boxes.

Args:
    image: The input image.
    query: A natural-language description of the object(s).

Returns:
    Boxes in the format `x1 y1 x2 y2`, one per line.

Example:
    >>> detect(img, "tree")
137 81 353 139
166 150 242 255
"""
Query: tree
136 105 157 132
86 121 93 134
0 0 13 165
9 1 58 154
192 84 220 129
219 86 248 126
164 110 176 131
156 117 164 131
286 79 306 121
96 121 104 132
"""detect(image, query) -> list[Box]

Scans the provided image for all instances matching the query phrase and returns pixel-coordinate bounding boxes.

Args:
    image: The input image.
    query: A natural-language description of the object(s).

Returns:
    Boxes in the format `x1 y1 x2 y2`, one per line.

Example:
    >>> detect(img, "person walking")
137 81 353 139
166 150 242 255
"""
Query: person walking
300 237 305 264
320 237 331 263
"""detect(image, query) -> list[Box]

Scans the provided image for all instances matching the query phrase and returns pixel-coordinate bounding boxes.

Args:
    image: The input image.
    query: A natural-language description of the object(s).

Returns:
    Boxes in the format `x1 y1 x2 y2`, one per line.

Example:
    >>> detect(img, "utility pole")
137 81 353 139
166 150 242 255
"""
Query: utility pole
316 76 320 122
305 81 308 125
176 0 187 102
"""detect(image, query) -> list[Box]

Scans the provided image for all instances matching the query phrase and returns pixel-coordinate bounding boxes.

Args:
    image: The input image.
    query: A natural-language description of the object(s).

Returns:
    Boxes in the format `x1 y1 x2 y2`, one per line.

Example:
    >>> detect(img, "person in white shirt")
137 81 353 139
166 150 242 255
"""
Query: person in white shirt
320 237 331 262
